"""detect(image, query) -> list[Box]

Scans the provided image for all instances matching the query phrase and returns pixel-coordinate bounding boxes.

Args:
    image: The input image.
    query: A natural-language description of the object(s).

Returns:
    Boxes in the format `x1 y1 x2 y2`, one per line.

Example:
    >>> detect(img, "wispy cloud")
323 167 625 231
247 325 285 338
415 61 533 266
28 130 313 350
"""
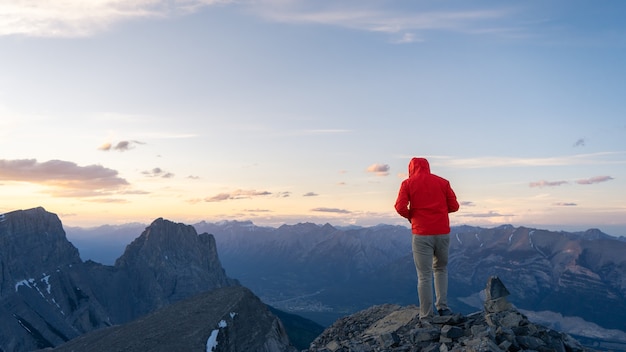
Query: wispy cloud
576 176 614 185
204 189 273 202
1 0 518 42
460 211 513 218
460 201 476 207
554 202 577 206
573 138 586 147
252 2 514 42
303 192 318 197
437 152 626 168
0 0 231 37
311 207 351 214
243 208 272 213
98 140 144 152
366 163 390 176
142 167 174 178
0 158 128 196
529 180 568 188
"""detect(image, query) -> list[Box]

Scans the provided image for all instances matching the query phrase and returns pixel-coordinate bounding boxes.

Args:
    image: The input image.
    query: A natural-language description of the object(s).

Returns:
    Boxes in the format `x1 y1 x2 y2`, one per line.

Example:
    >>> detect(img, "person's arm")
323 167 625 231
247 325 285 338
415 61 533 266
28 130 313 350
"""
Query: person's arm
395 182 411 219
446 183 460 213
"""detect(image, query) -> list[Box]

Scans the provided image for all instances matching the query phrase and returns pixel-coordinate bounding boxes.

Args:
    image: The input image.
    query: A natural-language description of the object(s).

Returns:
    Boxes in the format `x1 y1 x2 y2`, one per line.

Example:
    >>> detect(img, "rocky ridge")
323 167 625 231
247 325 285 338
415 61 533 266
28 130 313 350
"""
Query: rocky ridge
42 285 296 352
306 277 590 352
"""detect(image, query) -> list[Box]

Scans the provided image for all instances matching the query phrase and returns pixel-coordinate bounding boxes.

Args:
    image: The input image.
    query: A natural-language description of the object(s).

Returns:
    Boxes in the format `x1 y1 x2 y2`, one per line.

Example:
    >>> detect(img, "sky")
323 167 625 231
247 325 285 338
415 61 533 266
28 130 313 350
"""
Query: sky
1 0 625 236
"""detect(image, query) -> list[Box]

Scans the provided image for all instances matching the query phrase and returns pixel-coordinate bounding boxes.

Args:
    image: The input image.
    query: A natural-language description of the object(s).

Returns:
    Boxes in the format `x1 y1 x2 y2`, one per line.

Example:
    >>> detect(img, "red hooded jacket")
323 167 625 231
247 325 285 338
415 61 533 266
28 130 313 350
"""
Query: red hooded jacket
395 158 459 235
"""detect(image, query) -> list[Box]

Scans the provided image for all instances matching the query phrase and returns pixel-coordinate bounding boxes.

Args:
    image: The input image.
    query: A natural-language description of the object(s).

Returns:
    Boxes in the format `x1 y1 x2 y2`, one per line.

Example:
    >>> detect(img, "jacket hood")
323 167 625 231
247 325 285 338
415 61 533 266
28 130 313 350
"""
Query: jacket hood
408 157 430 177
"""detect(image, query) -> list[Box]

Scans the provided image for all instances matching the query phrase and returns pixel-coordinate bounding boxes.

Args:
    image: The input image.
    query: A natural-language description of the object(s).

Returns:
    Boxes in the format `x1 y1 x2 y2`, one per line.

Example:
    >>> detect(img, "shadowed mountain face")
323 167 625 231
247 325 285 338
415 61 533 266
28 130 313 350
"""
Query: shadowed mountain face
0 207 238 351
44 286 297 352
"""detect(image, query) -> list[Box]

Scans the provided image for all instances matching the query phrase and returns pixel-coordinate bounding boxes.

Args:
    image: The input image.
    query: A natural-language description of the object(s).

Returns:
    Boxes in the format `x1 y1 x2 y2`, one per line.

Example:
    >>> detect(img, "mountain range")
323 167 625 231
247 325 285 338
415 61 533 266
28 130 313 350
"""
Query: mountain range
9 207 626 350
65 218 626 348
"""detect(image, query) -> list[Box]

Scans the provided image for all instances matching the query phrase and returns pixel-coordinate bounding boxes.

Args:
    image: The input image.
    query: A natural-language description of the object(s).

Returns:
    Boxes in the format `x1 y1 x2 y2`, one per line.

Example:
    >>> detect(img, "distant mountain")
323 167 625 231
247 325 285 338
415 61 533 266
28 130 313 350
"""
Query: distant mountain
0 207 239 351
65 223 146 264
191 220 626 348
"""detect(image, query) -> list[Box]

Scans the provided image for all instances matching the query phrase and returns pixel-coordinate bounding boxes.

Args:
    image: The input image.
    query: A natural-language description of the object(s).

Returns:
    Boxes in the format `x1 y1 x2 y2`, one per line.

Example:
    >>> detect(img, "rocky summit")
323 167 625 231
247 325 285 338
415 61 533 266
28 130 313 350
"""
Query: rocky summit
306 276 590 352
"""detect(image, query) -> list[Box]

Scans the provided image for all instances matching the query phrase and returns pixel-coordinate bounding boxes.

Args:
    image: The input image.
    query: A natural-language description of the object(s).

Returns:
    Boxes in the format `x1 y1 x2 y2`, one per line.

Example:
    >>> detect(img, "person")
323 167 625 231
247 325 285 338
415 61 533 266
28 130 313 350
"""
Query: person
394 157 459 321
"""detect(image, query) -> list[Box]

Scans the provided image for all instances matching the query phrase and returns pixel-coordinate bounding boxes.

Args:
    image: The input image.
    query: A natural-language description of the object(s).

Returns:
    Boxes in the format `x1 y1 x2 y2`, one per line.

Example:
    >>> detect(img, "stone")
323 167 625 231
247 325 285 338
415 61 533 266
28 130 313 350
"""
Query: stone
485 276 510 300
305 276 594 352
379 332 400 348
441 325 464 339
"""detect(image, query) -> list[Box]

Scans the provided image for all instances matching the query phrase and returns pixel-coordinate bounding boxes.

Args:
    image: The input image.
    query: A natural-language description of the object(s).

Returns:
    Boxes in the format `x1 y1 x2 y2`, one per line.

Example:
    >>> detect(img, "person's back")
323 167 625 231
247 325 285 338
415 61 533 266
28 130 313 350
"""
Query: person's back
395 157 459 235
395 157 459 320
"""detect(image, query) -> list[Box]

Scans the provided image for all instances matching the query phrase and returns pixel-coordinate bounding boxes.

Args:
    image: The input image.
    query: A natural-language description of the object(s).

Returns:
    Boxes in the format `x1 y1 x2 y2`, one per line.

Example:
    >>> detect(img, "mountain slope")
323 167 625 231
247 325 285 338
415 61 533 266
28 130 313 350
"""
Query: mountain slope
44 286 296 352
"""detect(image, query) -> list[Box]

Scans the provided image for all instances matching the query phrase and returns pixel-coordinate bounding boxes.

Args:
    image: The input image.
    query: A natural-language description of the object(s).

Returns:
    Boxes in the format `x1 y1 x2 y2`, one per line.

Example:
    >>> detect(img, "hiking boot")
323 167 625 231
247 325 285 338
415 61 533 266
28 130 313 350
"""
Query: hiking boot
438 308 453 316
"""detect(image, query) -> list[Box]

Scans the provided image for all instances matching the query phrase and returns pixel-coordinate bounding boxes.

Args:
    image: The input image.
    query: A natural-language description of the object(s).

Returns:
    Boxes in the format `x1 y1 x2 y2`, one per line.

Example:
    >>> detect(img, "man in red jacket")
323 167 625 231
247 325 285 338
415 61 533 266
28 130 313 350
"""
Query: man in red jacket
395 157 459 321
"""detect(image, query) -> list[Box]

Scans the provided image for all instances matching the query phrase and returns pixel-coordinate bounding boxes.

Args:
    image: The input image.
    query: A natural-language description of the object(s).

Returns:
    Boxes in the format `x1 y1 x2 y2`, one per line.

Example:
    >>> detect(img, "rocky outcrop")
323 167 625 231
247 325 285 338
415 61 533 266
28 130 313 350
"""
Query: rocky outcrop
306 276 591 352
0 207 239 351
0 207 112 351
43 286 297 352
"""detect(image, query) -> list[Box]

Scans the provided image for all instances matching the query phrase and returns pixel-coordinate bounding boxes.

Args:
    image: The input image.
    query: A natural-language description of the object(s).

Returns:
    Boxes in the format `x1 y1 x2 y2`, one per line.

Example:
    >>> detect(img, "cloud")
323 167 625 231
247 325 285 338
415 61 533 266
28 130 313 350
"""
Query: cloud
529 180 568 188
2 1 519 42
575 176 614 185
303 192 319 197
243 208 272 213
438 152 626 168
573 138 586 147
252 2 514 42
366 163 390 176
460 201 476 207
460 211 513 218
311 207 351 214
0 0 231 38
392 32 422 44
142 167 174 178
0 158 128 196
554 202 577 206
204 189 273 202
98 140 144 152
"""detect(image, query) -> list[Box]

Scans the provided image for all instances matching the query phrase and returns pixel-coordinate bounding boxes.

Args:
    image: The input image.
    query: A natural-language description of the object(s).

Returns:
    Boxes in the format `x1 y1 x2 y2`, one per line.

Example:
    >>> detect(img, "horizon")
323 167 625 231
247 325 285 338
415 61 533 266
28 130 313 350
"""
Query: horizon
45 207 621 238
1 1 625 237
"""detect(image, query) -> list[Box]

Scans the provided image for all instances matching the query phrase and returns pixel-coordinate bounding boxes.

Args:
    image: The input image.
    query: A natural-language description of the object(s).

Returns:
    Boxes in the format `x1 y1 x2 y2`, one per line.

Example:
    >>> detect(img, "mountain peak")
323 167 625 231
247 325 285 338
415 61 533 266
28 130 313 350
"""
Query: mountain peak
114 217 237 315
0 206 81 279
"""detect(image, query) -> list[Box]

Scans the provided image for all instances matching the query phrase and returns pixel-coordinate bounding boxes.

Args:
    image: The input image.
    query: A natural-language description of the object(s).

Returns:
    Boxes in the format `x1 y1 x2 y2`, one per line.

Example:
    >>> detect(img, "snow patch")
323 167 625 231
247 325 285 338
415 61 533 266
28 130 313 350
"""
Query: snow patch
206 313 237 351
15 278 35 292
206 329 219 352
475 233 484 247
41 274 51 294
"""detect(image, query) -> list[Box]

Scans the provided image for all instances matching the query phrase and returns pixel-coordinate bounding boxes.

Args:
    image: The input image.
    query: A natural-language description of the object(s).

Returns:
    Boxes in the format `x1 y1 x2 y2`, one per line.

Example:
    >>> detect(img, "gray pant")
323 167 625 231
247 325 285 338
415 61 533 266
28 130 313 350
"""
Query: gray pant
412 234 450 319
